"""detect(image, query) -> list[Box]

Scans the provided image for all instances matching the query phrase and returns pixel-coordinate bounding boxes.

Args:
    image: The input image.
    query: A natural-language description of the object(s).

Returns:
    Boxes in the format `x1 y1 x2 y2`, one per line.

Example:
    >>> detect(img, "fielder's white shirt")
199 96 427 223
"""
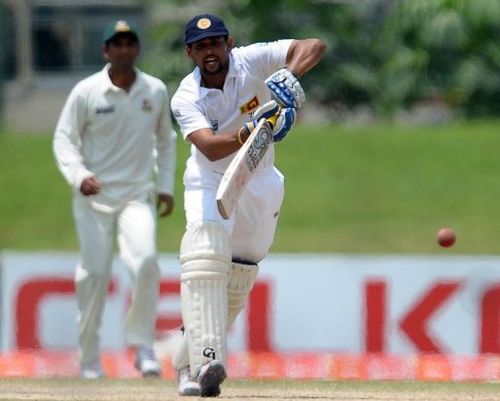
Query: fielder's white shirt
171 40 292 174
54 64 176 203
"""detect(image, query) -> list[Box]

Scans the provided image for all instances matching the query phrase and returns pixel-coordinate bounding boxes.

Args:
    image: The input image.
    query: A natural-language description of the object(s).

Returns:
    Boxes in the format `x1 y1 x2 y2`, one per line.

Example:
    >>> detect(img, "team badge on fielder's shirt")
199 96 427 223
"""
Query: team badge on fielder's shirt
210 120 219 132
240 96 259 114
142 99 153 112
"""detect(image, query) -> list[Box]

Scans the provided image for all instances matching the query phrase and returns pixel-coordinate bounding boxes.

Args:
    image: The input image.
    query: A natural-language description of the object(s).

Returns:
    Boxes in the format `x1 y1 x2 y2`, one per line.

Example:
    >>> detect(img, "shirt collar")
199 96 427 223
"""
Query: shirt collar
101 63 144 94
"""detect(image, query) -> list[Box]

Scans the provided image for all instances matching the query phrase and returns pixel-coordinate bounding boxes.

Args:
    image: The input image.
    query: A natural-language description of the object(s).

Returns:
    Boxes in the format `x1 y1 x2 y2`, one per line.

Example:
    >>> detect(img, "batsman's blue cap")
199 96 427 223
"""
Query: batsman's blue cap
184 14 229 45
103 20 139 44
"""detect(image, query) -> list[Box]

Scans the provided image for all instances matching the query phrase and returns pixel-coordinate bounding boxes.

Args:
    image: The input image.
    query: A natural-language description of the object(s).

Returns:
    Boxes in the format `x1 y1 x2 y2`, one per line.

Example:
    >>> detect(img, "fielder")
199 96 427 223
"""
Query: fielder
170 14 325 397
53 20 176 379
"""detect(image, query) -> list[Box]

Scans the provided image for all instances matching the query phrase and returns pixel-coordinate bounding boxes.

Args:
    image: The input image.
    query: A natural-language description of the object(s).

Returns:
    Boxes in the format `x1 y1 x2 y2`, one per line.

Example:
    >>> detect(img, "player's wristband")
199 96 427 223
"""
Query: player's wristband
237 127 247 145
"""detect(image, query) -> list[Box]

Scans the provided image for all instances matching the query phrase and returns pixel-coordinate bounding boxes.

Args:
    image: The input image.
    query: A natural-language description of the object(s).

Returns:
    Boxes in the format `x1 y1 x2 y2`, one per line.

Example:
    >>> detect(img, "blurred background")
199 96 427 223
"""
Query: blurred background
2 0 500 254
1 0 500 381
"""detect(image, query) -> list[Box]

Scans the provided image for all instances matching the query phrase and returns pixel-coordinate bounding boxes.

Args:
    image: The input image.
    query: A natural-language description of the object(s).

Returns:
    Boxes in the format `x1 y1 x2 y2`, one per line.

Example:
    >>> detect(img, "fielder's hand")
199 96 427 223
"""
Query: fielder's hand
80 176 102 196
265 68 305 109
240 100 296 143
157 193 174 217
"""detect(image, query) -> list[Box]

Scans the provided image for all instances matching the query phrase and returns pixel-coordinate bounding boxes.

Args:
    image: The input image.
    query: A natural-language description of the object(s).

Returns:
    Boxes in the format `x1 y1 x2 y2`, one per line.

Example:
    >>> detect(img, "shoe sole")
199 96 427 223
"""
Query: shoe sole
179 386 201 397
199 361 227 397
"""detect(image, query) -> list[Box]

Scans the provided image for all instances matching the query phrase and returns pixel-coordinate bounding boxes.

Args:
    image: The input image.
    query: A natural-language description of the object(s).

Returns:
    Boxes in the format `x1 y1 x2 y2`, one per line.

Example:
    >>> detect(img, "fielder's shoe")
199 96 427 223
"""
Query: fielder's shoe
177 366 201 396
80 360 105 379
198 360 227 398
134 346 161 377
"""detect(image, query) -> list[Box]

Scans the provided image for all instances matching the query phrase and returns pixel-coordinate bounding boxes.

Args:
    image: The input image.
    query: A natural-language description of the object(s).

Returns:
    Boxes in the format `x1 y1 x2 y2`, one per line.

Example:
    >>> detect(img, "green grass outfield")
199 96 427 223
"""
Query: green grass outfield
1 378 500 400
1 120 499 254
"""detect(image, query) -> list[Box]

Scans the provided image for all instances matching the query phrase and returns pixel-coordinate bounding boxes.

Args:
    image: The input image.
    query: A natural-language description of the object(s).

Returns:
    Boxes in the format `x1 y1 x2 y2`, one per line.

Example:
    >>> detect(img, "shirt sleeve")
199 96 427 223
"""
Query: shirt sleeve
240 39 293 80
171 88 212 141
53 85 93 190
155 84 177 195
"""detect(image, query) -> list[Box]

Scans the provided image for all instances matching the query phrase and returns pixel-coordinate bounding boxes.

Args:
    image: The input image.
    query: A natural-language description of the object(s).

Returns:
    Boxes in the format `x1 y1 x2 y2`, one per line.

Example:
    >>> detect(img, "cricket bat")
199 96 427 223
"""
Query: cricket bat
216 119 273 219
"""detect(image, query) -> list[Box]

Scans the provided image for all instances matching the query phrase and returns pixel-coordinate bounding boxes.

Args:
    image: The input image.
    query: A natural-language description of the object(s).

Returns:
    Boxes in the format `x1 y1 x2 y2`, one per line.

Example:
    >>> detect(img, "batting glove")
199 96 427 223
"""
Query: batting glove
240 100 296 143
272 107 296 142
240 101 280 137
265 68 306 109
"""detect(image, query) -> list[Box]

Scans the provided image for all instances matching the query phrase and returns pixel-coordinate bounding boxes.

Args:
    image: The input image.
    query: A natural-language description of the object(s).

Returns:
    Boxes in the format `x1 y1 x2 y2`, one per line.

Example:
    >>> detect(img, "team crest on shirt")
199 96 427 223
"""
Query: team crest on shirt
142 99 153 112
240 96 259 114
210 119 219 131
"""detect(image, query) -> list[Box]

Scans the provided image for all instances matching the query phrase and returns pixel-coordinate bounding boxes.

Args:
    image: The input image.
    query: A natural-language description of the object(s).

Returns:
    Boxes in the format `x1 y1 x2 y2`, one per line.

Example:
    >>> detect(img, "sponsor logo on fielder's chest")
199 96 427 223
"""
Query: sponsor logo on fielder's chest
95 105 115 115
240 96 259 114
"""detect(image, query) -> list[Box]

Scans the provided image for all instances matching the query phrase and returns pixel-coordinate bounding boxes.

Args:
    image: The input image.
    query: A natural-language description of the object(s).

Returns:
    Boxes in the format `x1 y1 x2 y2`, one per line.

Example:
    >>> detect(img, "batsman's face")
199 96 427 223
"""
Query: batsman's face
187 36 233 76
103 36 139 70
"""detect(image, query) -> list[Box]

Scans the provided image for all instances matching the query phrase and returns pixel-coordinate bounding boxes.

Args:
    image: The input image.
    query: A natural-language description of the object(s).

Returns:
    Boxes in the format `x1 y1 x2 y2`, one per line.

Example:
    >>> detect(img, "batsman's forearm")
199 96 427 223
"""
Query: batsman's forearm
286 38 326 77
189 128 246 162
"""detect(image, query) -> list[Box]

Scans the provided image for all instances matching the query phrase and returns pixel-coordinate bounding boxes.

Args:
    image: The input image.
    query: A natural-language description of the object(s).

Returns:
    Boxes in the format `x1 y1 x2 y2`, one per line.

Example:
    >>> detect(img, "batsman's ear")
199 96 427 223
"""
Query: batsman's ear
227 36 234 50
185 45 192 59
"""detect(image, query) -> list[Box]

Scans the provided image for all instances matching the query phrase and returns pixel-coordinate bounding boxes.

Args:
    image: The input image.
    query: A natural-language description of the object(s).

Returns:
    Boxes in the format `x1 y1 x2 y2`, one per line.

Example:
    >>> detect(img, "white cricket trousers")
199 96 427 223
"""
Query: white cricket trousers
72 195 159 366
184 159 285 263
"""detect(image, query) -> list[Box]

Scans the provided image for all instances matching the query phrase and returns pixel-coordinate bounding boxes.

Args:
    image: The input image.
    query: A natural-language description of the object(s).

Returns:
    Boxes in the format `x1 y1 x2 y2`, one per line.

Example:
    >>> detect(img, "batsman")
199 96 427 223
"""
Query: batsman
171 14 325 397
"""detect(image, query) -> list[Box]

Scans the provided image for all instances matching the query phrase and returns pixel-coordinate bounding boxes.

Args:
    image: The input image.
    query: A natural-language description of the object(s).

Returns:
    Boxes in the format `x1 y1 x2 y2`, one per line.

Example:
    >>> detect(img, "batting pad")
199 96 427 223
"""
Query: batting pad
172 261 259 373
180 221 231 378
227 262 259 328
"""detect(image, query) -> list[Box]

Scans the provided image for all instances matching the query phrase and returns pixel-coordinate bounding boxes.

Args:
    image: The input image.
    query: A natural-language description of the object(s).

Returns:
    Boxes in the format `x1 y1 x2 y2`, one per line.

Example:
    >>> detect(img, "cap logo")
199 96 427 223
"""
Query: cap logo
115 20 131 32
197 18 211 29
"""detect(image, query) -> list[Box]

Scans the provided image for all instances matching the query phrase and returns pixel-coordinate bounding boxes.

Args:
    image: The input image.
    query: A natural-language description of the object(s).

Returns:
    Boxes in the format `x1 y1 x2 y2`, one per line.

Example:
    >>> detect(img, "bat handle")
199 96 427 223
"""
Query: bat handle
266 112 279 129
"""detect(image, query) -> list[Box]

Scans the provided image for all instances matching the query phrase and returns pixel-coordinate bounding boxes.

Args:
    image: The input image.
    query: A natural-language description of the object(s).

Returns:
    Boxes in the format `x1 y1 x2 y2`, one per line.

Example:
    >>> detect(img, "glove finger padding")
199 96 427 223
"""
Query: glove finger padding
265 68 306 109
251 100 280 121
272 107 296 143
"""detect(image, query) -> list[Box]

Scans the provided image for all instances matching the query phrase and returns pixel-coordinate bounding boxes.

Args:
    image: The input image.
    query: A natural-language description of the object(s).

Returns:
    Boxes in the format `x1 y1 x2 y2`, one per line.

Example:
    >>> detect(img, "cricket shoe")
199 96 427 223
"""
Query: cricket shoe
198 360 227 397
135 346 161 377
80 360 105 379
177 366 201 396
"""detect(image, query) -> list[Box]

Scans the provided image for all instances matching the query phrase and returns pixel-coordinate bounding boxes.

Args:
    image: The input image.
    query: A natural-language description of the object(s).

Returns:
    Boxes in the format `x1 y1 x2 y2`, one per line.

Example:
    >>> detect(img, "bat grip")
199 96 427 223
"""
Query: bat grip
266 112 279 129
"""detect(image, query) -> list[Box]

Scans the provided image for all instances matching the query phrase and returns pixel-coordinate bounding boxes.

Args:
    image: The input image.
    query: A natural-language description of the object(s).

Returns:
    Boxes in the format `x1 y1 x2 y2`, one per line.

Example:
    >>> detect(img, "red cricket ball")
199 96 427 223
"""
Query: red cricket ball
437 227 456 248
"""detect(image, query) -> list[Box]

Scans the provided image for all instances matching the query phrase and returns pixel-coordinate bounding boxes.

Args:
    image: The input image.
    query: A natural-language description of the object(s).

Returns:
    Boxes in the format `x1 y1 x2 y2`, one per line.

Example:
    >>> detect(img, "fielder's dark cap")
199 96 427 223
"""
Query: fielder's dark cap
103 20 139 44
184 14 229 45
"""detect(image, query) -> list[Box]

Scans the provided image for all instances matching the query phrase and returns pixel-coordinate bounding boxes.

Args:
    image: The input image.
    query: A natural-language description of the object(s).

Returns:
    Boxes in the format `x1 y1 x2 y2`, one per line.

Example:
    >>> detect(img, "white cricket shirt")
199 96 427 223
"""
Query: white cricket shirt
54 64 176 202
171 40 292 174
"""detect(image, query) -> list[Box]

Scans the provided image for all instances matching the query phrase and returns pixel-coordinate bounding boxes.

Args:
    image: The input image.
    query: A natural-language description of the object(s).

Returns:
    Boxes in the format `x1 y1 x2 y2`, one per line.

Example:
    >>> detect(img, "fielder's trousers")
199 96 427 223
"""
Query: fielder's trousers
72 195 159 366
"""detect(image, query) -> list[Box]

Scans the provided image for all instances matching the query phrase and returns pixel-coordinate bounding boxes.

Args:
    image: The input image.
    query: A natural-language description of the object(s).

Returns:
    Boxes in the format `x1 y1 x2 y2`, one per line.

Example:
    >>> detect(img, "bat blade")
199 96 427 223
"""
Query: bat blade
216 119 273 219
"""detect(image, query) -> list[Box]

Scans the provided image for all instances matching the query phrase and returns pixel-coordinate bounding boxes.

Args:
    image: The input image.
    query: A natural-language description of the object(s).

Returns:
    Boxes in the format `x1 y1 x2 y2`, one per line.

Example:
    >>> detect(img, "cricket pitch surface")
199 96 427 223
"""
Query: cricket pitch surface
1 378 500 401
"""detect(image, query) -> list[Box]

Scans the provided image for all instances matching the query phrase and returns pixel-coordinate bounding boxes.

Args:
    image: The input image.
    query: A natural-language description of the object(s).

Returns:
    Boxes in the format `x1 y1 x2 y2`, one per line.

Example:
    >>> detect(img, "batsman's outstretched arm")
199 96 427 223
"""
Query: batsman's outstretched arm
286 39 326 78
